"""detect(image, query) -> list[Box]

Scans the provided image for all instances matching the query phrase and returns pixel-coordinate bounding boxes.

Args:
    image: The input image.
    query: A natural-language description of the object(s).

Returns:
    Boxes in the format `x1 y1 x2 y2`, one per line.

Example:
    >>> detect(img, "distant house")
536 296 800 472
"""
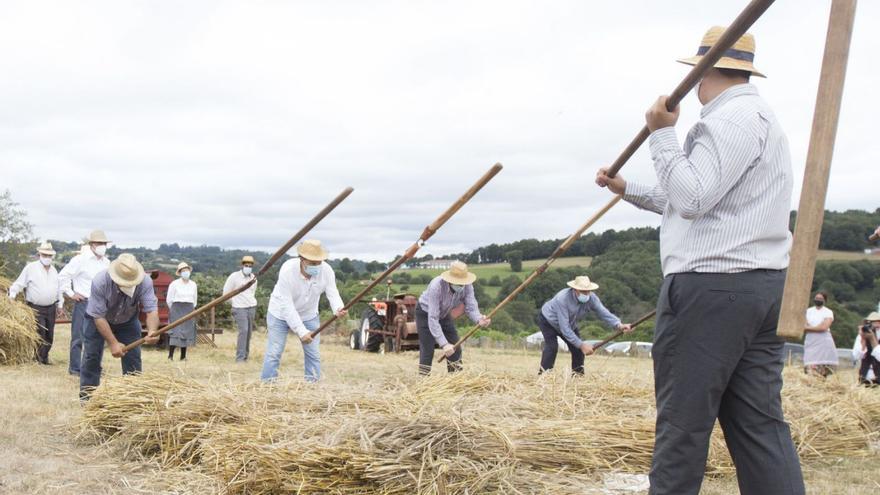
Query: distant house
418 259 455 270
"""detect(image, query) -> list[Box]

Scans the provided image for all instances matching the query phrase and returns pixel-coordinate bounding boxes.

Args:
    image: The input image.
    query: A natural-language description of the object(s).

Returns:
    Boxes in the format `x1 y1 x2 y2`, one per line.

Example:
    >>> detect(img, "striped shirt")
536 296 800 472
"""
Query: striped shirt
623 84 793 276
418 277 482 347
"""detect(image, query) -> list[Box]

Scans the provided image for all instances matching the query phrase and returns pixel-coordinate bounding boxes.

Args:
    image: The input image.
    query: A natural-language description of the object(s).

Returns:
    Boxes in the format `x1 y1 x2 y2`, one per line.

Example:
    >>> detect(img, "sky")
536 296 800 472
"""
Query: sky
1 0 877 261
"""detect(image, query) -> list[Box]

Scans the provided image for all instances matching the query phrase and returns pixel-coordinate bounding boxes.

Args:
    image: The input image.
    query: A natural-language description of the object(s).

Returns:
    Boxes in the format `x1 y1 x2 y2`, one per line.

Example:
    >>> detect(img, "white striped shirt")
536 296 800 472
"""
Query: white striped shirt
623 84 792 276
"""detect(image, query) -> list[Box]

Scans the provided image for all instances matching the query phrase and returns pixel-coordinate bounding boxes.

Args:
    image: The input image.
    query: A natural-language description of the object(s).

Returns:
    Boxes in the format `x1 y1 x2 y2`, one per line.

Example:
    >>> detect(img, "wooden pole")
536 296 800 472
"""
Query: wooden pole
590 309 656 353
308 164 503 338
122 187 354 352
777 0 857 340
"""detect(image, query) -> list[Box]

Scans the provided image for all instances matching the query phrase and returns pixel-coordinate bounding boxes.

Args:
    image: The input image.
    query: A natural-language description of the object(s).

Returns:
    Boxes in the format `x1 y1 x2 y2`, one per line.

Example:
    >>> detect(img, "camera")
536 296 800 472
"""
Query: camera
862 323 873 334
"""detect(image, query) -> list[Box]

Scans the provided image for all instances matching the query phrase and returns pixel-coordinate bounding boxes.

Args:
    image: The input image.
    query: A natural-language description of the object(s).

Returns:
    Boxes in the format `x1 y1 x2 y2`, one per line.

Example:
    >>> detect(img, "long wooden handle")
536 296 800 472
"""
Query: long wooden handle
123 187 354 352
309 164 503 338
590 309 657 352
606 0 776 178
438 195 622 363
870 233 879 242
777 0 856 341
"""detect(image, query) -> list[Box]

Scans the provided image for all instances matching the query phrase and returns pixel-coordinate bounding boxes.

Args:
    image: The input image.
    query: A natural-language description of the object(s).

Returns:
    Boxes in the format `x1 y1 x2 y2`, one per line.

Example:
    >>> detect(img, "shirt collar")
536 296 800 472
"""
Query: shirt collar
700 83 757 118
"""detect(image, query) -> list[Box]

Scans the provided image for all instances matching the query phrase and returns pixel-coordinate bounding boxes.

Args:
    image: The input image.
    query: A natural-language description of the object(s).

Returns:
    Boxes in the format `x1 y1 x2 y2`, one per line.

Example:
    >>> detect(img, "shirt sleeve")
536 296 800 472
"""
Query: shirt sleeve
590 294 622 329
649 121 761 220
222 274 235 295
8 265 29 299
138 278 158 313
324 267 344 313
424 280 449 347
853 333 866 360
86 278 108 319
166 280 177 305
58 255 79 298
463 284 481 323
192 282 198 305
623 181 667 215
275 269 308 337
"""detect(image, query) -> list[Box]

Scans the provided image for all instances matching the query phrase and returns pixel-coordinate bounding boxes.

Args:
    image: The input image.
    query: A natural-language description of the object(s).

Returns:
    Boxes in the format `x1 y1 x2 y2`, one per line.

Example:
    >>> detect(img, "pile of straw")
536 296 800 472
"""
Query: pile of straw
79 369 880 494
0 276 41 365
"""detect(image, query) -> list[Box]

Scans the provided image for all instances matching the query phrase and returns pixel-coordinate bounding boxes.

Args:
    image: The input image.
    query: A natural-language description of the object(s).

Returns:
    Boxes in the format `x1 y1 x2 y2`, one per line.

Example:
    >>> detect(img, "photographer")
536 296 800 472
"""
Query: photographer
853 312 880 386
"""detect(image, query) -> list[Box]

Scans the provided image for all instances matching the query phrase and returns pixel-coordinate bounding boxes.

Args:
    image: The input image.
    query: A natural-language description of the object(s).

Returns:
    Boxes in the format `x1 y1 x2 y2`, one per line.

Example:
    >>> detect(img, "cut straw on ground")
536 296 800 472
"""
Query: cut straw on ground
0 276 41 365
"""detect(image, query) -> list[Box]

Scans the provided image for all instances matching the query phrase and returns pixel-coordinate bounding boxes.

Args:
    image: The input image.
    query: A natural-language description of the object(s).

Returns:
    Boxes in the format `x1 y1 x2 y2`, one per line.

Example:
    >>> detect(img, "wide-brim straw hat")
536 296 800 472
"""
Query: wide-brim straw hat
85 229 111 243
297 239 329 262
37 242 56 256
677 26 766 78
241 255 255 265
567 275 599 291
109 253 145 288
865 312 880 322
176 262 192 275
440 261 477 285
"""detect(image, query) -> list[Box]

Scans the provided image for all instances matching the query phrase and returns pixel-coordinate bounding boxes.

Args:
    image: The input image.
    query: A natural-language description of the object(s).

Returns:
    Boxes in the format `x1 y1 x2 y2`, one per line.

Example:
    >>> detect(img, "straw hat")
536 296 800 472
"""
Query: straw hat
109 253 145 288
297 239 329 262
567 276 599 291
241 255 255 265
677 26 766 78
865 312 880 322
440 261 477 285
37 242 56 256
85 230 111 243
176 262 192 275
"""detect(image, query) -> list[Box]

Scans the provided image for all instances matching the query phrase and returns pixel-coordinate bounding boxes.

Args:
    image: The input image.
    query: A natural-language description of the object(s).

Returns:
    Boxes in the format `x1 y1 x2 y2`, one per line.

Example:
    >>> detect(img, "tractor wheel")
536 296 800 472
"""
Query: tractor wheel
364 332 383 353
349 330 361 350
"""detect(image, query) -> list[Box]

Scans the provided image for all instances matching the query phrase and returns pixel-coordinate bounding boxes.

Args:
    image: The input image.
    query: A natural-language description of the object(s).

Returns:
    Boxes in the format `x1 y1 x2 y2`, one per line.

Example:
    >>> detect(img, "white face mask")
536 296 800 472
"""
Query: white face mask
39 256 53 266
119 285 135 297
242 266 253 276
93 245 107 257
180 270 191 280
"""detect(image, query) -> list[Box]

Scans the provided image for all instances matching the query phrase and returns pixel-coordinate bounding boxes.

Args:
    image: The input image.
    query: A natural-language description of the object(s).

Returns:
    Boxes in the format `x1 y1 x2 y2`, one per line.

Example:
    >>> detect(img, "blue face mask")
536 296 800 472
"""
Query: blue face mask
180 270 191 280
577 293 590 304
305 264 321 277
450 284 464 293
242 266 253 276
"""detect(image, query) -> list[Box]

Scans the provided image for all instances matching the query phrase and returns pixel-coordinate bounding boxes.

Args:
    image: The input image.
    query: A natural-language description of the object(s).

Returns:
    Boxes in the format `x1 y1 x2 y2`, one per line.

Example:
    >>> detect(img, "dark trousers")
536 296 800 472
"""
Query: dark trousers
416 306 462 374
69 299 88 374
650 270 804 495
80 315 143 400
858 342 880 385
536 313 584 374
28 302 56 364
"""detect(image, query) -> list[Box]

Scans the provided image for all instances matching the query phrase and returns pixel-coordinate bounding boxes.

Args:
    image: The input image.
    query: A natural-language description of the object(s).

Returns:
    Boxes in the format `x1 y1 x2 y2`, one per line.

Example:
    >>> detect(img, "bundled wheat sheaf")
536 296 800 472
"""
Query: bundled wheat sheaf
0 276 41 365
78 369 880 495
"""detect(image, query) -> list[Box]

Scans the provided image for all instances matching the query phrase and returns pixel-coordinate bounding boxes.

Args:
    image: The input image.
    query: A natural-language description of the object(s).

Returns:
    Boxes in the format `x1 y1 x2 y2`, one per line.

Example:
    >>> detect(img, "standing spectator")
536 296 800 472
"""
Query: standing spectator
166 262 198 361
223 255 258 362
58 230 111 376
803 291 836 377
8 242 61 364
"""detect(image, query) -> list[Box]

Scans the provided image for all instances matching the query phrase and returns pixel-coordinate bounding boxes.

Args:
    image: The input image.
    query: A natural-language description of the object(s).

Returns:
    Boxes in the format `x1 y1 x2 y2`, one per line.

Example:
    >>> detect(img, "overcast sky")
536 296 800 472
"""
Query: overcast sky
2 1 877 261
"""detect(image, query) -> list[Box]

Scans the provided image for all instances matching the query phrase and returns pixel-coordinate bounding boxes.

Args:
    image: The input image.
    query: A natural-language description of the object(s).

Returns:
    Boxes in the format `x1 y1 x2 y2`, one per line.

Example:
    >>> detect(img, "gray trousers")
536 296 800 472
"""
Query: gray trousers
650 270 804 495
232 306 256 362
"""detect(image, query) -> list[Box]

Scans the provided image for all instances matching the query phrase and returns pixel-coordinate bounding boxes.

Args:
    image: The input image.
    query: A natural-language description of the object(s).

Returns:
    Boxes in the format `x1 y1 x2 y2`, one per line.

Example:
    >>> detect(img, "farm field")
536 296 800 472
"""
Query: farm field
1 323 877 494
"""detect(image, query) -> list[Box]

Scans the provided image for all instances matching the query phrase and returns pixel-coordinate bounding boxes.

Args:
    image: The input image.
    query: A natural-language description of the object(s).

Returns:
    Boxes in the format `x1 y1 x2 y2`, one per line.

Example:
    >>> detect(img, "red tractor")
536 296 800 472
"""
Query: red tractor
350 294 420 353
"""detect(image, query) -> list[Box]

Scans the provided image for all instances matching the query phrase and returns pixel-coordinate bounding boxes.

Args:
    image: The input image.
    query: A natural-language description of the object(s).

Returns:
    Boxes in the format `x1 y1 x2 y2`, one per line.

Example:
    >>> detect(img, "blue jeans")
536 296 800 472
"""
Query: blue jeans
261 313 321 382
69 300 89 374
80 315 143 400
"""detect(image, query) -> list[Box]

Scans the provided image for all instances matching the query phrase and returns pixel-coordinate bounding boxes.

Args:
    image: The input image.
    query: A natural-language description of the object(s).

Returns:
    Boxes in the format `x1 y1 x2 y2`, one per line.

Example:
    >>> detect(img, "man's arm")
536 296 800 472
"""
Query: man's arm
57 256 79 300
8 265 29 299
324 267 345 315
94 317 128 358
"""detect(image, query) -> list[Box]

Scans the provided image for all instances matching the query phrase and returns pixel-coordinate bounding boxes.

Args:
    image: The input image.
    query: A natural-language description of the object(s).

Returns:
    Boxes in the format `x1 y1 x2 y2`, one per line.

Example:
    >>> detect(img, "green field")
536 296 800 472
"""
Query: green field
817 249 880 261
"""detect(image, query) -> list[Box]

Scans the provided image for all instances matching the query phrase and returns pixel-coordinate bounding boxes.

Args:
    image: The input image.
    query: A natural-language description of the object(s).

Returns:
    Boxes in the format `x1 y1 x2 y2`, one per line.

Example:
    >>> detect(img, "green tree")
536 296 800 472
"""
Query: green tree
0 190 36 277
507 250 523 273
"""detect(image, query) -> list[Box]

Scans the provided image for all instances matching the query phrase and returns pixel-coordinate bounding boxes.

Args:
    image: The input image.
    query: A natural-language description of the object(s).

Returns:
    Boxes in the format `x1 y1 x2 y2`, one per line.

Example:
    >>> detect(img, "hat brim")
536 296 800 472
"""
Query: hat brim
440 271 477 285
677 56 766 78
176 265 192 275
297 248 329 262
567 281 599 291
109 259 146 288
38 249 56 256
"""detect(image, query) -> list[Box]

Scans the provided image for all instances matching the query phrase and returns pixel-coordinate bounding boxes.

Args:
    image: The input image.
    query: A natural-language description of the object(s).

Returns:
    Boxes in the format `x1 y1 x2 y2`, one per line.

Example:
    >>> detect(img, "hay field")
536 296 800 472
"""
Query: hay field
1 324 879 494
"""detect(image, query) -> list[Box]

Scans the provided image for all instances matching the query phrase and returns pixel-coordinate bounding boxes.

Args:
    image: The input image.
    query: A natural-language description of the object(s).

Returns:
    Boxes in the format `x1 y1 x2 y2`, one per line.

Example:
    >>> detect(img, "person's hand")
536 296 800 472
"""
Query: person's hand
109 341 126 358
867 331 879 349
579 342 594 356
300 333 314 344
442 344 456 357
335 309 348 318
56 307 66 320
71 293 86 302
144 331 159 345
646 95 680 132
595 167 627 195
478 316 491 328
619 323 633 334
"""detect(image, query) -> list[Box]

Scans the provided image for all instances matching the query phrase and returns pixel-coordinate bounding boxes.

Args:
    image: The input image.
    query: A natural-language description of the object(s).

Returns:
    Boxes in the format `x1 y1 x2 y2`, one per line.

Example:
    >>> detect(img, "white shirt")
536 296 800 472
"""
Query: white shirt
166 278 198 305
803 306 836 366
268 259 344 337
57 250 111 305
222 270 258 308
8 260 60 306
623 84 792 276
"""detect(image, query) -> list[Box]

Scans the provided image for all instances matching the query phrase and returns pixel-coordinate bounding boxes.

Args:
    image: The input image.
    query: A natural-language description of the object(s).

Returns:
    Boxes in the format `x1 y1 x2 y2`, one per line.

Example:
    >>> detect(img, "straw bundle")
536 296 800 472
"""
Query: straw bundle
79 368 880 494
0 277 41 365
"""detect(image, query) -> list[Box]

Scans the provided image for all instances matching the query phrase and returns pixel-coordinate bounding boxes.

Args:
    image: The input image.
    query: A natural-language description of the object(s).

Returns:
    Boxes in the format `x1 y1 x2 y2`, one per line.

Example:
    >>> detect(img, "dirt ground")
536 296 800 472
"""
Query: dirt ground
1 324 877 494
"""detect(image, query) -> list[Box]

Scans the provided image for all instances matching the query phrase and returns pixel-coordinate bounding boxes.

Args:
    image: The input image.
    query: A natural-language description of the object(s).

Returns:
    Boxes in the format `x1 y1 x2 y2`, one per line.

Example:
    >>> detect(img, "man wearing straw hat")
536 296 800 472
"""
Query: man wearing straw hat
80 253 159 400
536 276 631 375
223 255 258 362
8 242 61 364
596 27 805 494
58 229 111 376
261 240 347 382
416 260 490 375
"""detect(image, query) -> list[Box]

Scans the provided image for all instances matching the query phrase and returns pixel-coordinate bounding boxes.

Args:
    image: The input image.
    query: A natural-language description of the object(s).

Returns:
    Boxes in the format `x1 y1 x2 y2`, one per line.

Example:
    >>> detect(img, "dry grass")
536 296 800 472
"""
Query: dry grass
2 325 880 494
0 276 41 365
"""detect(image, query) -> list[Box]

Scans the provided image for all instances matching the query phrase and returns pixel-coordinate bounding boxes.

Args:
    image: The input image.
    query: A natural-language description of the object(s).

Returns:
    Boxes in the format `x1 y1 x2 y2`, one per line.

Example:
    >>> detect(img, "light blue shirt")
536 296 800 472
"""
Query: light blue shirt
541 289 621 347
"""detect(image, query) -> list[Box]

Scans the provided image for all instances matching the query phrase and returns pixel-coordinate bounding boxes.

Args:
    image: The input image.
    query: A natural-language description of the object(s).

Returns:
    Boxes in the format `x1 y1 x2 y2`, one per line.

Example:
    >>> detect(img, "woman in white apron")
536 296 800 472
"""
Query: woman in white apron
167 262 198 360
